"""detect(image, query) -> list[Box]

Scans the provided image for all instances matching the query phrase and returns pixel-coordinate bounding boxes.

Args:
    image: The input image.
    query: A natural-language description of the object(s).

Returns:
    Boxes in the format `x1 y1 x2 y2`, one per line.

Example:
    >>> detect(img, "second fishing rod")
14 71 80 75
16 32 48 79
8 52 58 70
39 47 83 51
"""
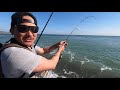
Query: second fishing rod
34 12 54 47
34 12 67 61
28 12 54 77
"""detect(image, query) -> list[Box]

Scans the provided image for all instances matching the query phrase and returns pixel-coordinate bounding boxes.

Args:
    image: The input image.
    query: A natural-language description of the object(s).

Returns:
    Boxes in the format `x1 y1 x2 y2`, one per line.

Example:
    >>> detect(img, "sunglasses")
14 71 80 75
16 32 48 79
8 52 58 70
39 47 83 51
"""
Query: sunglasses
17 25 39 33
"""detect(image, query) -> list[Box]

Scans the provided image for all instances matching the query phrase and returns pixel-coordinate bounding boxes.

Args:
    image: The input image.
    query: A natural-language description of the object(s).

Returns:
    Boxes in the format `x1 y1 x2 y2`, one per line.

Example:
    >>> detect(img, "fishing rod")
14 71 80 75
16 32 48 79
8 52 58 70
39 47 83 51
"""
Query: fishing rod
66 16 96 41
60 16 96 59
34 12 54 47
28 12 53 78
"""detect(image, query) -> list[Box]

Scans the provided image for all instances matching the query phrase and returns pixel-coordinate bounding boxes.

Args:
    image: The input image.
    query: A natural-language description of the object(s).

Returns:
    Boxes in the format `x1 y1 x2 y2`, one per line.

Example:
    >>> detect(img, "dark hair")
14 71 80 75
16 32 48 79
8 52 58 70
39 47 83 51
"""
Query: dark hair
10 12 37 33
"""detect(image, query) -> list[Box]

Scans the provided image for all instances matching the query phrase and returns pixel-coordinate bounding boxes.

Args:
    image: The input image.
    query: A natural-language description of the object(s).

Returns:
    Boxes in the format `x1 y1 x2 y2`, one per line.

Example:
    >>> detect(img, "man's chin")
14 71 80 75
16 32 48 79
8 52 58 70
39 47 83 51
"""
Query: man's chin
23 42 33 47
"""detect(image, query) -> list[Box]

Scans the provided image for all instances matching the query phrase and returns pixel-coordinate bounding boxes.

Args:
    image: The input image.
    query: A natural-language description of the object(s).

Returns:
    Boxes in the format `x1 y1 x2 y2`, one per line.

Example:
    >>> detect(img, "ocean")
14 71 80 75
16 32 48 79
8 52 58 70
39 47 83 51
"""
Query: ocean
1 34 120 78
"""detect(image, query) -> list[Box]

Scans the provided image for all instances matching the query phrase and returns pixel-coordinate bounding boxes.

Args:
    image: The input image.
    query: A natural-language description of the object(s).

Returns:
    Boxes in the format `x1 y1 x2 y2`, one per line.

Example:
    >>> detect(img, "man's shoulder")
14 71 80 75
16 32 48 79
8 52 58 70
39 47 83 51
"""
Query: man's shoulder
1 46 32 55
0 43 3 48
1 43 33 53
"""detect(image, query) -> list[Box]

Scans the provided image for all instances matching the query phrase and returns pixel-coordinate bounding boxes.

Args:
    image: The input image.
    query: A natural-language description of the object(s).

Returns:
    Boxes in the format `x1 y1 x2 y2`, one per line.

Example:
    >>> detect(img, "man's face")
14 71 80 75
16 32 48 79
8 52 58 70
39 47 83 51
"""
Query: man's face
13 16 38 47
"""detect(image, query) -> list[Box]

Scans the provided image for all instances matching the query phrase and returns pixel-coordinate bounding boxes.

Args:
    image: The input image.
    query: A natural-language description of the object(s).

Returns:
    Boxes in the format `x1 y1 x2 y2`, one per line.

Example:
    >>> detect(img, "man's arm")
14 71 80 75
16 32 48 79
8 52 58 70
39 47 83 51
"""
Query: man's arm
36 40 67 55
33 42 66 72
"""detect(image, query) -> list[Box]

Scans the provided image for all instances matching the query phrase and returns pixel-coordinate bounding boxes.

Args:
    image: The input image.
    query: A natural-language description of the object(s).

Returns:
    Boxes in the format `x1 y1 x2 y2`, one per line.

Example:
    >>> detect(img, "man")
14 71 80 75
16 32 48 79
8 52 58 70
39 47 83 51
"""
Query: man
0 12 67 78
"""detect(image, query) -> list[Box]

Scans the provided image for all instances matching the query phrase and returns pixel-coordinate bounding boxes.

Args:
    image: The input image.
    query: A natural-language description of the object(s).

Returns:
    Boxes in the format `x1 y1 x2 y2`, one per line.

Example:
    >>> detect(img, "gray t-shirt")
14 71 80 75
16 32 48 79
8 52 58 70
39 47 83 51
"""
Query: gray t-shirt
0 46 42 78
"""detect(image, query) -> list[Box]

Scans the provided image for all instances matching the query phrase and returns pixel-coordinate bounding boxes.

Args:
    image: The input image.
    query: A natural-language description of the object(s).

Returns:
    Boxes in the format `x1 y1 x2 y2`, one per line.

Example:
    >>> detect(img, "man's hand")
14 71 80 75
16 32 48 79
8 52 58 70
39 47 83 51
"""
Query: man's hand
59 40 68 48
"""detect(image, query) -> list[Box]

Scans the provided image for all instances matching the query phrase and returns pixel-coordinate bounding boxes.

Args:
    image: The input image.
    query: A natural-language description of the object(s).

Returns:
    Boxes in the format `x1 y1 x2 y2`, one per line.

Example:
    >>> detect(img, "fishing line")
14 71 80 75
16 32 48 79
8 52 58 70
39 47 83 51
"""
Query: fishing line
66 16 96 41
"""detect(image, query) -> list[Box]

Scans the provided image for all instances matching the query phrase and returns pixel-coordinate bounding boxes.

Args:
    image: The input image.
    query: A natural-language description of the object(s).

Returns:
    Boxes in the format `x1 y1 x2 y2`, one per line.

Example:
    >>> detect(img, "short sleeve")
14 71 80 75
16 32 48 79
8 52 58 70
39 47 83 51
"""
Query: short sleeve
1 47 42 78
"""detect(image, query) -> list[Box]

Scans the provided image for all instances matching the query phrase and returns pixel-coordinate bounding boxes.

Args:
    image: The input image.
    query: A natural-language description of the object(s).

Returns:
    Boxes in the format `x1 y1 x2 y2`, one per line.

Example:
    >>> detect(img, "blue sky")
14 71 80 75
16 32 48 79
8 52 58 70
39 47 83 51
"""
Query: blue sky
1 12 120 36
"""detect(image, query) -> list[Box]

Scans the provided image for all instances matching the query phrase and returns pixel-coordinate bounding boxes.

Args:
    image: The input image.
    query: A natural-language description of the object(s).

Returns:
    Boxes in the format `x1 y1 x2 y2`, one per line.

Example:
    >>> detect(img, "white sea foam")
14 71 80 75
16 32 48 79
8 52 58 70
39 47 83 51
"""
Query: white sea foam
64 50 75 62
80 56 93 65
100 64 112 72
63 69 79 78
43 70 66 78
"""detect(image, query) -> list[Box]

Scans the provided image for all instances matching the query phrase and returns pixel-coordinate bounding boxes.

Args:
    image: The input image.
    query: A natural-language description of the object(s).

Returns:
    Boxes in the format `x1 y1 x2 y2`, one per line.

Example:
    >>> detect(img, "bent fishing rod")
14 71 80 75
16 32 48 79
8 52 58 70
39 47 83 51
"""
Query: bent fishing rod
66 16 96 41
34 12 54 47
60 16 96 59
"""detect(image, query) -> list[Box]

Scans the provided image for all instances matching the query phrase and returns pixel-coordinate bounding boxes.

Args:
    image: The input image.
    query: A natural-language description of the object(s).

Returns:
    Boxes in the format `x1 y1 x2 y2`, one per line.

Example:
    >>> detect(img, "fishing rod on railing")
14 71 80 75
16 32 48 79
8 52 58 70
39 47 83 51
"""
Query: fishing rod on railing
34 12 54 47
